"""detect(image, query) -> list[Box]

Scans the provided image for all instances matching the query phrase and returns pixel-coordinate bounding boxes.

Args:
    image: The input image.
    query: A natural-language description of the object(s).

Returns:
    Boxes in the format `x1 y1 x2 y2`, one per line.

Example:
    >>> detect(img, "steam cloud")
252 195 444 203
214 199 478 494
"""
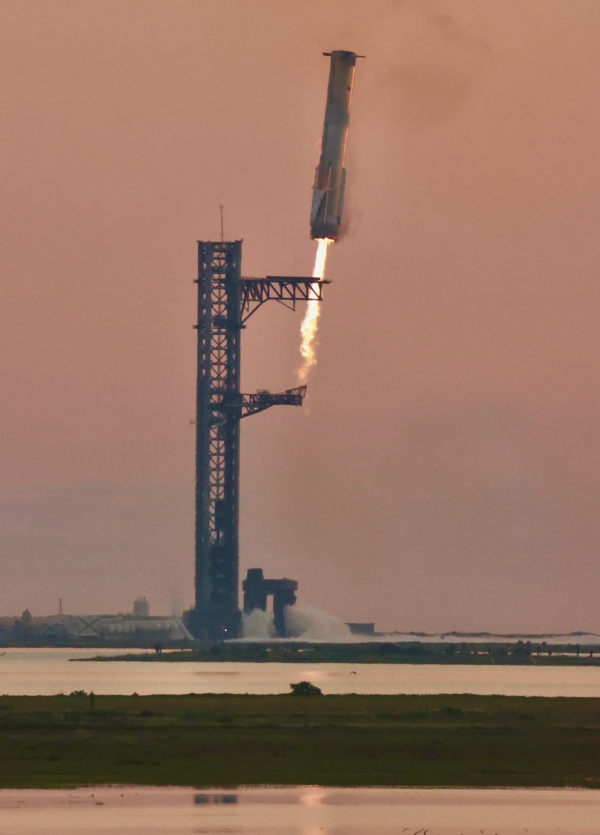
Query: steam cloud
242 603 352 642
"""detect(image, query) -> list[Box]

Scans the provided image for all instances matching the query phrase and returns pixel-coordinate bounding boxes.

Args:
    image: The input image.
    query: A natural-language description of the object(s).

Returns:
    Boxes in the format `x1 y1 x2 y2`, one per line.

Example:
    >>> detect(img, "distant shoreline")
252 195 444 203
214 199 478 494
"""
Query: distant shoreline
81 640 600 665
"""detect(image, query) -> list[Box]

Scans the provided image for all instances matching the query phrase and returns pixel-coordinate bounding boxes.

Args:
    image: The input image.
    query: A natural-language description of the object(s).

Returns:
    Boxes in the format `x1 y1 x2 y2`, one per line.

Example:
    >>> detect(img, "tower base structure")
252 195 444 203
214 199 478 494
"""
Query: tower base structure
183 606 241 642
242 568 298 638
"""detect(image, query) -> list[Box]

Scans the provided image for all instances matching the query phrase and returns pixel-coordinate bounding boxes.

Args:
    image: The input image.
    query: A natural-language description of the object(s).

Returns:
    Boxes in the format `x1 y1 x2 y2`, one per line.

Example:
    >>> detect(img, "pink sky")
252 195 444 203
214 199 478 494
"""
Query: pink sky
1 0 600 632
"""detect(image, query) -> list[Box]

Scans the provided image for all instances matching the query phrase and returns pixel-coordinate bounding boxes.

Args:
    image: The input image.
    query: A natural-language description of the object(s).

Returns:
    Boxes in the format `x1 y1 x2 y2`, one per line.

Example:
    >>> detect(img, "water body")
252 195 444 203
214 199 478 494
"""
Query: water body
0 786 599 834
2 648 600 695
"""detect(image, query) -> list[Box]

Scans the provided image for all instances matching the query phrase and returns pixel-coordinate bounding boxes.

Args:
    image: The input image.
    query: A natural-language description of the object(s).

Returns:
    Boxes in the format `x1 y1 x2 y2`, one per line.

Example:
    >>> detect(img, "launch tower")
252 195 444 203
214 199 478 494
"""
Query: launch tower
184 241 326 640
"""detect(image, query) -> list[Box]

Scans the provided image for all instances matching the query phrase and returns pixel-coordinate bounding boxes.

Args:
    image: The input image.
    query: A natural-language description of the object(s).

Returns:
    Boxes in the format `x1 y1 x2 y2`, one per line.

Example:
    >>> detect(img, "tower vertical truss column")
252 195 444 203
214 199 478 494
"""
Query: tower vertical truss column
184 241 327 641
191 241 242 640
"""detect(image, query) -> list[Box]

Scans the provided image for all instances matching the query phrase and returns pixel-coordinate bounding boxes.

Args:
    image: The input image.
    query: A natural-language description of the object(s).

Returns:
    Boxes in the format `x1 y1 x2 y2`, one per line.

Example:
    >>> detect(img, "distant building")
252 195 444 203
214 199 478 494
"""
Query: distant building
133 597 150 617
347 622 375 636
0 609 193 646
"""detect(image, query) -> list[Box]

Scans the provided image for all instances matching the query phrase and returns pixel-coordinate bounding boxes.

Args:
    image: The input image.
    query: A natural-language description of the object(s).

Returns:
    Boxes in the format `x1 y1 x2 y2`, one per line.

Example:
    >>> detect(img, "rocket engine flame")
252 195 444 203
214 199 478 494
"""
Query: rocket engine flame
312 236 330 282
298 238 331 384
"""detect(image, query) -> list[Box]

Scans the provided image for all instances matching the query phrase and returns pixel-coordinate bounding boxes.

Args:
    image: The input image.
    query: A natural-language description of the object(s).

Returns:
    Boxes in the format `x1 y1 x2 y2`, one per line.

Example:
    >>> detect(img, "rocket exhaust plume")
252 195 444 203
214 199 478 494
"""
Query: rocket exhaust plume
298 238 331 384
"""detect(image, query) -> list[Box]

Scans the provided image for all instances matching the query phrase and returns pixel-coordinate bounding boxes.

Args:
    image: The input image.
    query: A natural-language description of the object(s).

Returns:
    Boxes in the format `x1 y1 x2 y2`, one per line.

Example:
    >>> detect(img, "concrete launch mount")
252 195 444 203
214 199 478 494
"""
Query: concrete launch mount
184 241 326 640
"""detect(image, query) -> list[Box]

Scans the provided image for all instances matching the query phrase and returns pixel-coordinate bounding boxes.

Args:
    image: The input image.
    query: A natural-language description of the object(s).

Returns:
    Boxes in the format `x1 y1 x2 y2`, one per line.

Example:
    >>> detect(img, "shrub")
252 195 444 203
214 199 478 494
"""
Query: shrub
289 681 322 696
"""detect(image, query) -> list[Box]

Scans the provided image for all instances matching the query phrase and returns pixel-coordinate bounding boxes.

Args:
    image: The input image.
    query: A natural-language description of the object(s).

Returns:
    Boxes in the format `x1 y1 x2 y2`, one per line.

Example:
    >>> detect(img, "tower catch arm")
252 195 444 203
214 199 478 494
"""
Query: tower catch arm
241 277 329 322
240 386 306 418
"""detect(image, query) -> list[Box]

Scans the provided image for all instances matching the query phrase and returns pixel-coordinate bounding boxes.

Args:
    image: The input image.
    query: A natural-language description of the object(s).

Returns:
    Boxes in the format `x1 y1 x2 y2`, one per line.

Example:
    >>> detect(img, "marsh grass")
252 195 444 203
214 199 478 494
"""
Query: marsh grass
0 693 599 789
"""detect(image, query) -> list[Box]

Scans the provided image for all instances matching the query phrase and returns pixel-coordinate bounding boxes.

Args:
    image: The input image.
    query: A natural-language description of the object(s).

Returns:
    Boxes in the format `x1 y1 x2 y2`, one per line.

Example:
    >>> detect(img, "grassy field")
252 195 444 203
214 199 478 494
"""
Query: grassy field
1 693 600 788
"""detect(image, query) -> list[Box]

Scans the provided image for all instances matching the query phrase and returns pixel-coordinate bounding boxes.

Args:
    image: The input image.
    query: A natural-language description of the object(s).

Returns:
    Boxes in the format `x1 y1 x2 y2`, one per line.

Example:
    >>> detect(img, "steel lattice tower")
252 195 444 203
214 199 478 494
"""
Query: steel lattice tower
185 241 327 640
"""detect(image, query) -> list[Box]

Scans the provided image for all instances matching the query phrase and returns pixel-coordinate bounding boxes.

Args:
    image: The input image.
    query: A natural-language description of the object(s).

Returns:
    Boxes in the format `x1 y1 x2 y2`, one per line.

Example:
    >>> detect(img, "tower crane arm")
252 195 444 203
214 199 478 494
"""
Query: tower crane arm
239 386 307 418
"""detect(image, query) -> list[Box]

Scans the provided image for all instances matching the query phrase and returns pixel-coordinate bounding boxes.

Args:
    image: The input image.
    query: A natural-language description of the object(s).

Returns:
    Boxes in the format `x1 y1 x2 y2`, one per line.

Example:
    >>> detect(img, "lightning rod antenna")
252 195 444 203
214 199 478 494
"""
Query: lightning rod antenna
220 205 224 242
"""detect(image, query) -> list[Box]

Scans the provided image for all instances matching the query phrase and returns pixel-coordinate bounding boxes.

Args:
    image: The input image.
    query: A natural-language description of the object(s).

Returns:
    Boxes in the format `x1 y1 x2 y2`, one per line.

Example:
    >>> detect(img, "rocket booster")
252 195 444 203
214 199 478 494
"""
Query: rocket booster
310 50 360 240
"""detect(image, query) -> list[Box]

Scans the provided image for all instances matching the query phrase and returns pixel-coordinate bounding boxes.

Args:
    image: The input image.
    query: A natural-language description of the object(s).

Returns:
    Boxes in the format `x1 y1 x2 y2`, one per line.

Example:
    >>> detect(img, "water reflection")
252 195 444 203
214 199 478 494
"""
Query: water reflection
298 788 327 806
3 647 600 696
194 793 238 804
1 787 599 834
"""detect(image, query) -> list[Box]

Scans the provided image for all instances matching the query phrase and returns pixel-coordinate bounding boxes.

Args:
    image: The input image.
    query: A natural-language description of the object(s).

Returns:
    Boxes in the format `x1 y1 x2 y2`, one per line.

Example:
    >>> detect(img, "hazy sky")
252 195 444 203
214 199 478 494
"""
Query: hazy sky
2 0 600 632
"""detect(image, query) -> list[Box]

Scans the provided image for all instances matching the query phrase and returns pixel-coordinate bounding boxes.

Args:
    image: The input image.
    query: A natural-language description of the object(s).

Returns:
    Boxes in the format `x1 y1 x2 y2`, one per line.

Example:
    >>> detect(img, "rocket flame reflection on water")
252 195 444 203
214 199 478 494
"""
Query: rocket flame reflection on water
298 238 331 384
